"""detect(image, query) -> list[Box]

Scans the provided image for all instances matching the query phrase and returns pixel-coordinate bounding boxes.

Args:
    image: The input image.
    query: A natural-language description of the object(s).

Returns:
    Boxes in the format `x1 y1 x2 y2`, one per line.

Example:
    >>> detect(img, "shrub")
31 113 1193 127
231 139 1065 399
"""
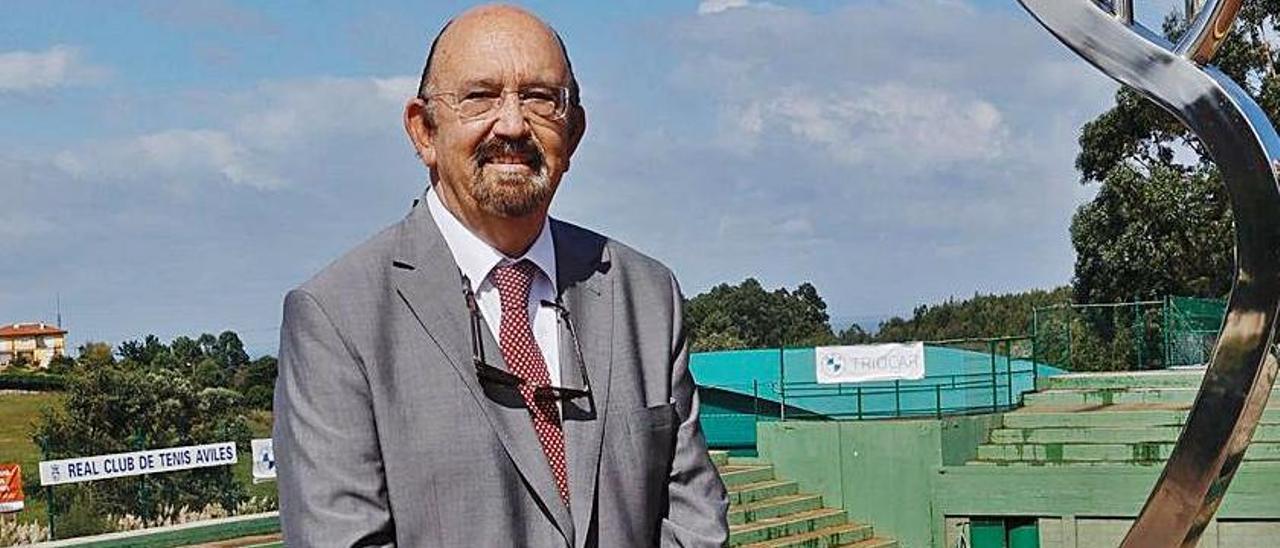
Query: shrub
52 487 114 539
0 372 67 391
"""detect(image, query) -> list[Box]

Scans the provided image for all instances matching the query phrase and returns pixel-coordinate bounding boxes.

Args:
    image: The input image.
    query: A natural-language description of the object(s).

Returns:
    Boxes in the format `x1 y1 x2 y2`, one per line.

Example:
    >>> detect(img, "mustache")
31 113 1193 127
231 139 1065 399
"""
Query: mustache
473 138 545 171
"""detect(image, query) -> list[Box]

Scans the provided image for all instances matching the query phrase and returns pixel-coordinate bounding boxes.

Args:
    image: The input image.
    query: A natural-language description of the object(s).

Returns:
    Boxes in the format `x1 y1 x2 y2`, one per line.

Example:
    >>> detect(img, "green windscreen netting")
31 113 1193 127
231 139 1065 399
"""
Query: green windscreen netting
1032 296 1227 371
1164 296 1227 367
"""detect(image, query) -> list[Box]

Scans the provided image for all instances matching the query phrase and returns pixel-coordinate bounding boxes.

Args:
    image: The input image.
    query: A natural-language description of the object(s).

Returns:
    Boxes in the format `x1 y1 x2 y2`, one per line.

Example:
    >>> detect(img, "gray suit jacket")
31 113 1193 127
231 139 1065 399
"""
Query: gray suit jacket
273 197 729 547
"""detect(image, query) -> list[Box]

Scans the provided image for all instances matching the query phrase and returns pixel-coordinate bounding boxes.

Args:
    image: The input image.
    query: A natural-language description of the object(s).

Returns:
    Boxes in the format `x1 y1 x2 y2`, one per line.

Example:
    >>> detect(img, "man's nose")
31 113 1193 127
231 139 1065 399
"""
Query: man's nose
492 92 531 139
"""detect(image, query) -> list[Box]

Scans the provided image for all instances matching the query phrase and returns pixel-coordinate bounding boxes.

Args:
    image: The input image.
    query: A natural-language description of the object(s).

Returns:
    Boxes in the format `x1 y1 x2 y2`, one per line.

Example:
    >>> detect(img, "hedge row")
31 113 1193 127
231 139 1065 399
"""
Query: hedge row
0 372 67 391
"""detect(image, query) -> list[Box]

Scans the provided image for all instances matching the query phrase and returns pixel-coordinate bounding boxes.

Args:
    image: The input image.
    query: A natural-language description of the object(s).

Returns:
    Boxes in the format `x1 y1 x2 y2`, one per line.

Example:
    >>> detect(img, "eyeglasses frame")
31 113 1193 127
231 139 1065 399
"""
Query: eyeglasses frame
422 85 571 124
460 272 593 403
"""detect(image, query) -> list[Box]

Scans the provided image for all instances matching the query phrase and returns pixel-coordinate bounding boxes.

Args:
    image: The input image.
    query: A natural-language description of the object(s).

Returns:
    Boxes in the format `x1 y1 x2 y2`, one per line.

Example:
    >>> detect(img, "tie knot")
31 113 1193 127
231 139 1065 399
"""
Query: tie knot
491 260 539 312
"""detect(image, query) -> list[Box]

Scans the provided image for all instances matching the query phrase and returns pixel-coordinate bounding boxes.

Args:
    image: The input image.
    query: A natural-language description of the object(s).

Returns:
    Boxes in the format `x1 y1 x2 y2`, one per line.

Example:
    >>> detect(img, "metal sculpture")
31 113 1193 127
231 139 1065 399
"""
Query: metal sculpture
1015 0 1280 546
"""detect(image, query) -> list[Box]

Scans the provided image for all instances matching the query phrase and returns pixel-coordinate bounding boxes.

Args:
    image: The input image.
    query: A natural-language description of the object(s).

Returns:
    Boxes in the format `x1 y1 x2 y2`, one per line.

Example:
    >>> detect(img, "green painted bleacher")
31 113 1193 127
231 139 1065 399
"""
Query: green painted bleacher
712 450 898 548
935 369 1280 545
974 369 1280 466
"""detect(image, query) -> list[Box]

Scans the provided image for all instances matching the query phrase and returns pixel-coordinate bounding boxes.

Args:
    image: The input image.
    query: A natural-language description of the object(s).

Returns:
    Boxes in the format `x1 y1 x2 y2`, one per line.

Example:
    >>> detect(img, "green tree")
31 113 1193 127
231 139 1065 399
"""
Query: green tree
233 355 278 410
47 353 77 374
684 278 837 351
170 335 204 369
32 365 252 524
836 324 873 345
192 357 229 388
873 287 1072 343
197 333 219 357
1071 164 1232 304
77 342 116 368
1067 5 1280 303
117 335 170 367
214 331 250 371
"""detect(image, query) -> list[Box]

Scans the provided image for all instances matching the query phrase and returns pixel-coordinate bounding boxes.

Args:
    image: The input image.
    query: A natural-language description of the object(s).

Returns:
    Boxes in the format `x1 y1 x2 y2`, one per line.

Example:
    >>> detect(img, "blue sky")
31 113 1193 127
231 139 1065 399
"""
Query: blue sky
3 0 1183 356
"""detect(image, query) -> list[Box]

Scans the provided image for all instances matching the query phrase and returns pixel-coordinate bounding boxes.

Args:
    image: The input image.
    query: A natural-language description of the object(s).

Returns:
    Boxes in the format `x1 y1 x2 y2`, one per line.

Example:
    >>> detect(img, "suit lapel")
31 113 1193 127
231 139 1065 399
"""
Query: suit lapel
552 221 614 548
391 201 574 543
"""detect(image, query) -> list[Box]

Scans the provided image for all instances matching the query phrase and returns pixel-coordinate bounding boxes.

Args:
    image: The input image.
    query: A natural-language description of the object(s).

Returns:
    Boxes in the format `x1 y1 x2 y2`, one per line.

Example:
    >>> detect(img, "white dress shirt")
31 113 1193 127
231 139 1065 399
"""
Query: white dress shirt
426 186 562 388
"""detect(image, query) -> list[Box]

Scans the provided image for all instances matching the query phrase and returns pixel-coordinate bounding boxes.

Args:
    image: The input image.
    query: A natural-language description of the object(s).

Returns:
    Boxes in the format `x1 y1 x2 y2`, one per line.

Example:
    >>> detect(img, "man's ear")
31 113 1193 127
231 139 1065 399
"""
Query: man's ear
562 104 587 171
404 97 438 167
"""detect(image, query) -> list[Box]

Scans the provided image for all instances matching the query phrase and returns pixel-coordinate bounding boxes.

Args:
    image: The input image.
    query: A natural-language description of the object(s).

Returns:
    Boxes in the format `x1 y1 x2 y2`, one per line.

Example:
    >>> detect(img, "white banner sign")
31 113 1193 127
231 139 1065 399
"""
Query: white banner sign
251 438 276 483
39 442 238 486
815 342 926 384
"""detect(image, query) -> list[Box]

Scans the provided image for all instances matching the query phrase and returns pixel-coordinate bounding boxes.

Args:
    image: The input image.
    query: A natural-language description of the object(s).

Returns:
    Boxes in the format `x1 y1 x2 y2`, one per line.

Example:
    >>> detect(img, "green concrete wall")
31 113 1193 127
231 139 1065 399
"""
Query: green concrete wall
941 415 1002 466
758 416 998 548
757 370 1280 547
934 461 1280 519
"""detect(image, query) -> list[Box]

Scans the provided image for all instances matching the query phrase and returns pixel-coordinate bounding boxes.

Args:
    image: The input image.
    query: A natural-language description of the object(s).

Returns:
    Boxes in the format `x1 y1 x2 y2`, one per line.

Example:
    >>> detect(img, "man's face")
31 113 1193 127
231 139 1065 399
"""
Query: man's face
413 13 583 219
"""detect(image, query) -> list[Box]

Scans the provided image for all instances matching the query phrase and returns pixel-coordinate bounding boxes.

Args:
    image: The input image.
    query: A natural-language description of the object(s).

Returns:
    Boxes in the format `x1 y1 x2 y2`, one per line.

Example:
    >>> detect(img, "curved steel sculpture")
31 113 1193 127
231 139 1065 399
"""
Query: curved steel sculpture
1015 0 1280 545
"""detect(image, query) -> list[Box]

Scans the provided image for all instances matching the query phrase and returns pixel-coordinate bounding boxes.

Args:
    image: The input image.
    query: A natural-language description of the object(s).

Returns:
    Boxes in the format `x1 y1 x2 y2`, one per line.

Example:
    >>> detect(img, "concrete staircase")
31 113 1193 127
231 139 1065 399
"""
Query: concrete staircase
710 451 897 548
931 370 1280 546
970 370 1280 466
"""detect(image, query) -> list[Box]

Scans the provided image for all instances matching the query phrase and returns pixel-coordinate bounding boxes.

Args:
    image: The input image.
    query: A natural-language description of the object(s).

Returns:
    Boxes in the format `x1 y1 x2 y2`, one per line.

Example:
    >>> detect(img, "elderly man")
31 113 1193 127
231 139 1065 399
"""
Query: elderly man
273 4 729 547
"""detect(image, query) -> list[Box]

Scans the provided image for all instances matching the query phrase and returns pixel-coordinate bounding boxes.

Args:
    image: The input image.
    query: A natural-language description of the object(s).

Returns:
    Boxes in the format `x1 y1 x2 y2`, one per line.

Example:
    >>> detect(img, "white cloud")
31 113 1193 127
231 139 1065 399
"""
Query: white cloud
697 0 780 15
561 0 1116 315
234 75 415 151
728 83 1007 168
54 129 284 190
659 0 1112 185
52 75 416 190
0 1 1122 348
0 45 106 92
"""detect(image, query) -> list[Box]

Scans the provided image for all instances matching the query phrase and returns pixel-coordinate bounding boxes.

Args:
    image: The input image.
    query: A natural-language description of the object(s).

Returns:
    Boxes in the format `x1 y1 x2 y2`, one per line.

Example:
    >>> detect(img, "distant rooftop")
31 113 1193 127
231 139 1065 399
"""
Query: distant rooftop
0 322 67 338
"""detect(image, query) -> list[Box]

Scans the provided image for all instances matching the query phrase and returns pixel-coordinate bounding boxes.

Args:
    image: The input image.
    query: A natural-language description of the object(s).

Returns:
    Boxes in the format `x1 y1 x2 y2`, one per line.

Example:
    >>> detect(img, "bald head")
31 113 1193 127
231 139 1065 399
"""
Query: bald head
416 4 579 105
402 3 587 241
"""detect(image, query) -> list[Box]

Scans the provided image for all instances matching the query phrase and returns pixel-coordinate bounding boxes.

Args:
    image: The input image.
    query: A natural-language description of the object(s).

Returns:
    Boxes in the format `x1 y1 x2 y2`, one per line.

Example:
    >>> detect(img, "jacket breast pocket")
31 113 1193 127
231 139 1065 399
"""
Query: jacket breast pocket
626 403 678 477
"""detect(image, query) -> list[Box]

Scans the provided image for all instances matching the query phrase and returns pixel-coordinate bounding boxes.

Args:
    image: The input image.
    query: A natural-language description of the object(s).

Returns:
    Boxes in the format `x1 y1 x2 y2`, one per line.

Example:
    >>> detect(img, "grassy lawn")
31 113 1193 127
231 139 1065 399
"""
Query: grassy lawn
0 391 63 528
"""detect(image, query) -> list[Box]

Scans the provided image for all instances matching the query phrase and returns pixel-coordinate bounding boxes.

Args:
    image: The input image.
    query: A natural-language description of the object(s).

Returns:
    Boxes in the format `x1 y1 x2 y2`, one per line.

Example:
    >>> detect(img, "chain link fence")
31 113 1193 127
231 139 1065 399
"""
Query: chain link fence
1032 296 1227 371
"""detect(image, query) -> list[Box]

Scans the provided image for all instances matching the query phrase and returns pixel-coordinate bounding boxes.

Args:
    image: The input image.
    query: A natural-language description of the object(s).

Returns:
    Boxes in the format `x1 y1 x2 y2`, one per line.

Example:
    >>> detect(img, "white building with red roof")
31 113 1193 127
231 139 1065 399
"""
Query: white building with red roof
0 323 67 369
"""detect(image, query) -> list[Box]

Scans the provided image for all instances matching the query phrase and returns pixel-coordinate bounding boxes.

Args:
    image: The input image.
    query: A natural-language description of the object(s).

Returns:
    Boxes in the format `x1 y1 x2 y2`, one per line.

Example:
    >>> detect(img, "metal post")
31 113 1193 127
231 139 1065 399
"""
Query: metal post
856 386 863 420
935 384 943 419
990 341 999 412
38 436 54 539
1163 296 1171 368
1134 300 1144 369
44 485 55 540
1006 341 1014 408
752 380 759 424
1067 309 1074 371
894 380 902 417
1032 308 1040 389
778 346 787 422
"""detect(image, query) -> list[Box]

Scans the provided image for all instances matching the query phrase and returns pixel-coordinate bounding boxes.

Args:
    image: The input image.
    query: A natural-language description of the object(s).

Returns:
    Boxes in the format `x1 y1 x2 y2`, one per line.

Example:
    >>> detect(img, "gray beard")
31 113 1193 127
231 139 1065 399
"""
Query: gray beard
469 165 554 218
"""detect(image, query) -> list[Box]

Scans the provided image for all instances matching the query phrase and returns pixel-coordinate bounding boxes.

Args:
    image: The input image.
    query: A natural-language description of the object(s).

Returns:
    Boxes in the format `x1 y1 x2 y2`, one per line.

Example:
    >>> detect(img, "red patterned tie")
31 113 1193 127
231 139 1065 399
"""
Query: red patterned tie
490 260 570 507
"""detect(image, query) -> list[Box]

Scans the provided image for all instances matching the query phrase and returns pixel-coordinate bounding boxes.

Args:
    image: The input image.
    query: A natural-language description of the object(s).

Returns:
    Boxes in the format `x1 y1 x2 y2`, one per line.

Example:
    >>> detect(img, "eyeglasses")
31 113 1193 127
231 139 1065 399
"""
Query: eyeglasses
424 86 571 123
460 273 592 402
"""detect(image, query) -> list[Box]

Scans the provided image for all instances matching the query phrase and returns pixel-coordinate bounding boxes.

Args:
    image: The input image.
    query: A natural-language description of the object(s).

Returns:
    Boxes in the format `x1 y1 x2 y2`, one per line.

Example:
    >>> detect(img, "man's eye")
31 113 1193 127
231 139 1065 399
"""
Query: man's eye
462 91 499 101
521 90 557 101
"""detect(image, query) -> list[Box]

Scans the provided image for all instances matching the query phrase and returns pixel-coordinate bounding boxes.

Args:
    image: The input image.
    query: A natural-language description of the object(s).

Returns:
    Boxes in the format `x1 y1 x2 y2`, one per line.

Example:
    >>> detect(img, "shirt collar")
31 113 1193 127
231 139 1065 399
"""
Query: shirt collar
425 185 558 292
